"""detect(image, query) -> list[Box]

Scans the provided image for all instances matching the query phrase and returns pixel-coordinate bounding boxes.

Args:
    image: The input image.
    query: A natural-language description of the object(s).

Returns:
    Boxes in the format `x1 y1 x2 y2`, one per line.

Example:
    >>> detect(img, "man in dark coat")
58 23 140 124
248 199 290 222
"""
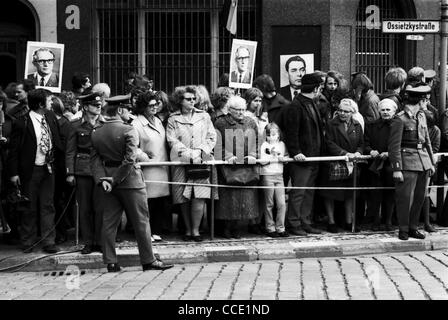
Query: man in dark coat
364 98 398 231
388 85 435 240
7 89 63 253
90 95 173 272
281 72 325 236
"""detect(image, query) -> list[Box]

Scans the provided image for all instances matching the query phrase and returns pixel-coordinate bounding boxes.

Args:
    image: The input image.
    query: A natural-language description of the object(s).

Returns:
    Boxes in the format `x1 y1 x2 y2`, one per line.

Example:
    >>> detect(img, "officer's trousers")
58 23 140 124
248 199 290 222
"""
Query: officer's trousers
394 170 429 232
101 187 156 265
77 176 102 246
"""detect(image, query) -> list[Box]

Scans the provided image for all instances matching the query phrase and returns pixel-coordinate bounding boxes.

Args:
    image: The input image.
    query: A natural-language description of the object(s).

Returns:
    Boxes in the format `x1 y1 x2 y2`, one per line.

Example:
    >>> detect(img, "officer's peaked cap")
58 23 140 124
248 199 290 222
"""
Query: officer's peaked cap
78 92 103 105
105 94 132 106
405 84 431 97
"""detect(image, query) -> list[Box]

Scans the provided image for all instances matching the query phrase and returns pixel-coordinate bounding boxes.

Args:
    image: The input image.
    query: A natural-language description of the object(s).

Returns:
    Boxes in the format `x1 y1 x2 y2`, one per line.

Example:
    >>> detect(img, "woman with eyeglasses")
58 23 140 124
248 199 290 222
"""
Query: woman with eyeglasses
166 86 217 242
320 98 364 233
132 91 171 242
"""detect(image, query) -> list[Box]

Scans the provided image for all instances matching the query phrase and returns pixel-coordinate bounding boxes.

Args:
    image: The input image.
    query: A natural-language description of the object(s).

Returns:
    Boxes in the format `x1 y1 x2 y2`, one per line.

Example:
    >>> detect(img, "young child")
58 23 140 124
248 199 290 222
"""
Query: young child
260 123 289 237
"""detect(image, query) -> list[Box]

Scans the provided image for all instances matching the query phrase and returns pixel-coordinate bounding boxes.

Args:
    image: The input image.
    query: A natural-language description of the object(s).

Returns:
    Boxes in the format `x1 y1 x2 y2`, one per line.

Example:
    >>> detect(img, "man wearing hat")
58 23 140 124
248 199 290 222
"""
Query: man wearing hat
388 85 435 240
90 94 173 272
281 72 325 236
66 92 105 254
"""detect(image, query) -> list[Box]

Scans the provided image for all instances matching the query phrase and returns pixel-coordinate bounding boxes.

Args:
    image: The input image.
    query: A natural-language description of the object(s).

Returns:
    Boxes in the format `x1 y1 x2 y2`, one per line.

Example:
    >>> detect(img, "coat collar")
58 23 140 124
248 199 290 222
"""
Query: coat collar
170 107 206 124
136 114 162 133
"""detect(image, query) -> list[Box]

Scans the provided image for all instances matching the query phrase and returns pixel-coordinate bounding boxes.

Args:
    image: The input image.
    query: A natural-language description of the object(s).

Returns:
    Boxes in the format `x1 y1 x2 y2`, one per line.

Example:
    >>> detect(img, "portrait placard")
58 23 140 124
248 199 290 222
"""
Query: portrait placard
229 39 257 90
279 54 314 88
24 41 65 93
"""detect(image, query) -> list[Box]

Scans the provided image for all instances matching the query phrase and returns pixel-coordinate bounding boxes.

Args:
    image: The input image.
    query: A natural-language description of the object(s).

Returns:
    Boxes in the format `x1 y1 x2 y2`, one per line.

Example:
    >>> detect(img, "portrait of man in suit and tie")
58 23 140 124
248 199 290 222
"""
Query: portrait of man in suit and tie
229 39 257 89
25 42 64 93
279 54 314 101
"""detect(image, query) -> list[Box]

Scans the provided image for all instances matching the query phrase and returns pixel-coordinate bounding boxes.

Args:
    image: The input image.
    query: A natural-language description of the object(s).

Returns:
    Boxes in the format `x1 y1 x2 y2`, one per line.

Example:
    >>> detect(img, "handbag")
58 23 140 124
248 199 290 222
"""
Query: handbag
185 164 211 180
328 161 350 181
220 165 260 186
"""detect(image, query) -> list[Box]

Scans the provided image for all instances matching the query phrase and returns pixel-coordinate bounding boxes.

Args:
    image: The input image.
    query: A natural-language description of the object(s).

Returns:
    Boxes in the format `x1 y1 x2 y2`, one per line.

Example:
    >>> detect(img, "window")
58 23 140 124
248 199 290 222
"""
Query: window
93 0 261 95
356 0 401 94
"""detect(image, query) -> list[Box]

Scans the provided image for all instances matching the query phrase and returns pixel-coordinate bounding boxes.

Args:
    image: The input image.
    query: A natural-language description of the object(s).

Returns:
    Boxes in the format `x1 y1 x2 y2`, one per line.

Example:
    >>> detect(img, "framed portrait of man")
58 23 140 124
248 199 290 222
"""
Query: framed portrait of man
279 54 314 101
229 39 257 90
24 41 65 93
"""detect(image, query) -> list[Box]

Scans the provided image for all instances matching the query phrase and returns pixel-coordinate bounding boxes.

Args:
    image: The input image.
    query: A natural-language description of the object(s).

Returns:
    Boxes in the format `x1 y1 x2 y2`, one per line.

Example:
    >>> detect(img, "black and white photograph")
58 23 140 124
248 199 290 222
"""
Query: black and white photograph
228 39 257 89
279 53 314 101
24 41 64 93
1 0 448 308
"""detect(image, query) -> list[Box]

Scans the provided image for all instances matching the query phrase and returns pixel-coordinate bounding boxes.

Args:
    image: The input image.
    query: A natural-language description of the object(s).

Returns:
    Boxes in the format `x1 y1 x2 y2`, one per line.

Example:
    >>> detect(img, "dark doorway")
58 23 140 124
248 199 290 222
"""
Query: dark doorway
0 55 16 89
0 0 37 89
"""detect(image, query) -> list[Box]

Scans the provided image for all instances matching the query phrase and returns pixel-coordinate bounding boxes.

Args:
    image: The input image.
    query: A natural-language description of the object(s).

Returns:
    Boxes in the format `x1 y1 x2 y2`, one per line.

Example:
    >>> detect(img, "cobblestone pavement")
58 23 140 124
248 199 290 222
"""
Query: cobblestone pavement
0 250 447 300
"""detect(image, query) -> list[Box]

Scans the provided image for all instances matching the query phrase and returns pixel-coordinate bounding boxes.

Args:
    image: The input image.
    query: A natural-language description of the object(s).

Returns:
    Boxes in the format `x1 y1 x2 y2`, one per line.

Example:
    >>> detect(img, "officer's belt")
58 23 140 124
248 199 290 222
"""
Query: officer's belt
401 142 423 150
77 148 90 154
104 160 122 167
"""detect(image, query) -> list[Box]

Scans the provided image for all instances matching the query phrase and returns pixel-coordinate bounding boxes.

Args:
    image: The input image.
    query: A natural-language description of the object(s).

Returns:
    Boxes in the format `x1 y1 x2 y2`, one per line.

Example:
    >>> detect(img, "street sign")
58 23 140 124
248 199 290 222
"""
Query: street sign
382 20 440 33
406 35 425 41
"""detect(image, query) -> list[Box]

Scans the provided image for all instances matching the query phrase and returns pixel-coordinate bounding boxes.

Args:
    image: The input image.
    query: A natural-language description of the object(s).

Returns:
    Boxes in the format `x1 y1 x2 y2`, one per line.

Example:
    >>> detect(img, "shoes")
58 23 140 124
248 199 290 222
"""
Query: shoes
327 224 338 233
302 224 322 234
398 231 409 241
424 224 436 233
192 235 203 242
22 245 34 253
384 224 394 232
288 228 307 236
92 244 102 253
107 263 122 273
266 231 279 238
222 229 232 239
152 234 163 242
277 231 289 237
345 223 361 233
55 235 67 245
43 244 60 254
248 224 263 235
409 229 425 239
183 235 193 241
81 245 92 255
231 230 241 239
142 259 174 271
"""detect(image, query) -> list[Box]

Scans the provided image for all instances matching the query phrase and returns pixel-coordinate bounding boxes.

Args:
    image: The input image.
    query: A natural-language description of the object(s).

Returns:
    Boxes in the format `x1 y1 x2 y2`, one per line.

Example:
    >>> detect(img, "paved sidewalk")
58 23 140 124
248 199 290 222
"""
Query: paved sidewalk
1 226 447 272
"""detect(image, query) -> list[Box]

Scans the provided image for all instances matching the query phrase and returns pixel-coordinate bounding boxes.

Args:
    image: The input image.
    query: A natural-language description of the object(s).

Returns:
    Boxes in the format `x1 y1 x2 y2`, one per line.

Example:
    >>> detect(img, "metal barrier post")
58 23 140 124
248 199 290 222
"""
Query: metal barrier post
210 165 215 240
352 160 357 233
75 200 79 246
437 155 445 224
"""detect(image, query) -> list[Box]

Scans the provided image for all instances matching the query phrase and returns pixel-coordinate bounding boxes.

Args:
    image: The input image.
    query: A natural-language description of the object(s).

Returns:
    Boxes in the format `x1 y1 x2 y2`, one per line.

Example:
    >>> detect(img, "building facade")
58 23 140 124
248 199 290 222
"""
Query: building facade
0 0 441 96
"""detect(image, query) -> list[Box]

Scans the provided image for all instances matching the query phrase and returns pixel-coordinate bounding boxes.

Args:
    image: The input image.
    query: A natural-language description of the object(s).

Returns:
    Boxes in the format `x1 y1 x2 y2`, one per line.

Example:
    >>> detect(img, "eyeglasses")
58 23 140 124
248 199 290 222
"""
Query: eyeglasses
183 97 196 102
35 59 55 65
230 107 246 113
236 56 250 61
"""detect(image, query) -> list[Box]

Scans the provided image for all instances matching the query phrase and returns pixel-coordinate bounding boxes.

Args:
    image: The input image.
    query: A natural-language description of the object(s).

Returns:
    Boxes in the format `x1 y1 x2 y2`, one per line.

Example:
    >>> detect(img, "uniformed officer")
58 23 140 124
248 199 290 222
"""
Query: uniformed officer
91 94 173 272
66 92 104 254
388 85 436 240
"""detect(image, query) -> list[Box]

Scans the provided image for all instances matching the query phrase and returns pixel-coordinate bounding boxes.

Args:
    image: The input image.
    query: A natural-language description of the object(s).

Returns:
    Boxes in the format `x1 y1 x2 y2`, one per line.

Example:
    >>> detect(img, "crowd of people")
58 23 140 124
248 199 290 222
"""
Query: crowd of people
1 65 448 264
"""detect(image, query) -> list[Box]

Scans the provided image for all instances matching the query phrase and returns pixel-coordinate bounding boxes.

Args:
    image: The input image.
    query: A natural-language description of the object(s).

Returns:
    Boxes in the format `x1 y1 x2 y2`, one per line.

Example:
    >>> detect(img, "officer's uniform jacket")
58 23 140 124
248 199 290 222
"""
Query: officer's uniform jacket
66 114 104 176
90 117 145 189
388 107 434 172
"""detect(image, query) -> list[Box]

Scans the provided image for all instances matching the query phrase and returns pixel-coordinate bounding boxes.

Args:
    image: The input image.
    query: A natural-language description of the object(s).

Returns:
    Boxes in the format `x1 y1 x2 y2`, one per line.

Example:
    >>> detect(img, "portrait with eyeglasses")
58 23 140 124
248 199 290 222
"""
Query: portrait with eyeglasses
25 41 64 93
229 39 257 89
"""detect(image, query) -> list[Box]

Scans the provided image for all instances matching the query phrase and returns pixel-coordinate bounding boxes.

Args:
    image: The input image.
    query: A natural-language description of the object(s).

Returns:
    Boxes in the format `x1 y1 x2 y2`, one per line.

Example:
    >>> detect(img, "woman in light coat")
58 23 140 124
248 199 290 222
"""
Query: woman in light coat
133 91 170 241
166 86 217 242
